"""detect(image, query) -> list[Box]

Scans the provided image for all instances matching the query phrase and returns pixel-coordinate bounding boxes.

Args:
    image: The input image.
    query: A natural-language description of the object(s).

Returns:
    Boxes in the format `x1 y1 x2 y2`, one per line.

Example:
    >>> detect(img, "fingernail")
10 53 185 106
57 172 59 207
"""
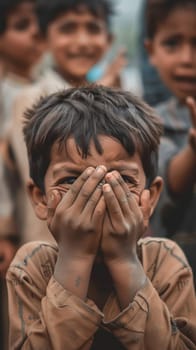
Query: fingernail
86 167 94 176
103 184 111 192
96 165 106 174
47 190 61 205
48 192 54 203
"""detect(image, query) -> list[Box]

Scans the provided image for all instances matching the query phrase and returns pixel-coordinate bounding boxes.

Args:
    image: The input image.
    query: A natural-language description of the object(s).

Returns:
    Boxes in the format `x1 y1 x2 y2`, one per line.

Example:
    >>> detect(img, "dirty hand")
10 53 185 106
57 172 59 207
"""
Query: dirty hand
101 171 151 264
46 166 107 261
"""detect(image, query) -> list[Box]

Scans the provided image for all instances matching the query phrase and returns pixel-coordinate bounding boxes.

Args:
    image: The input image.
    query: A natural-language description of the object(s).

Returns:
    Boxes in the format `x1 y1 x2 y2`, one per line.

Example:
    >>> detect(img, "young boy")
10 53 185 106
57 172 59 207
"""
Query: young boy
138 0 171 106
145 0 196 255
6 86 196 349
0 0 44 137
34 0 128 89
0 0 44 292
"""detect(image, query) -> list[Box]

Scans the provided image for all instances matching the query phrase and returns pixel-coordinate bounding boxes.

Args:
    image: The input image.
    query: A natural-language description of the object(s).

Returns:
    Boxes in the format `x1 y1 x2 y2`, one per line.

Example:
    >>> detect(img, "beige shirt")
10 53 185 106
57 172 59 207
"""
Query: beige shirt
6 237 196 349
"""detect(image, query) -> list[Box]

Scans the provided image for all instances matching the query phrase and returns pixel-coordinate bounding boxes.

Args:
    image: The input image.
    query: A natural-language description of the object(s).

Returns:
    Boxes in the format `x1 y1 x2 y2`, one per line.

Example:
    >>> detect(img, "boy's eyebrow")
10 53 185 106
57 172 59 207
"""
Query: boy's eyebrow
106 167 139 176
53 164 140 177
115 165 139 174
53 167 81 178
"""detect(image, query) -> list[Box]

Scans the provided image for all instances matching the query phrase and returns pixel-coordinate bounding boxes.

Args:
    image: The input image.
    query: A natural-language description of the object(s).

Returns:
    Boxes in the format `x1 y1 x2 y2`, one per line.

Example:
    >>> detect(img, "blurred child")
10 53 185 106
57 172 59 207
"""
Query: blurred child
0 0 44 282
34 0 128 89
137 0 171 106
145 0 196 274
0 2 44 348
7 85 196 349
0 0 44 138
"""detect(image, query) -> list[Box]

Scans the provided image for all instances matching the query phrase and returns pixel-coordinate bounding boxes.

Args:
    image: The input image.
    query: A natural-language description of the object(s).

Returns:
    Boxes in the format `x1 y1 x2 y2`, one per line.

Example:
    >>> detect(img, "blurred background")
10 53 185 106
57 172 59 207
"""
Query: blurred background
111 0 143 63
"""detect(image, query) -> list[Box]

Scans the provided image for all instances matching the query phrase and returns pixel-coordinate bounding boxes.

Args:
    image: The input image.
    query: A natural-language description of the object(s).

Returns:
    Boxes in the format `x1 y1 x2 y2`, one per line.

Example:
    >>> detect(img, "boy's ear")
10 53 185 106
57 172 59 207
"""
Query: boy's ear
27 179 48 220
148 176 163 216
144 39 157 66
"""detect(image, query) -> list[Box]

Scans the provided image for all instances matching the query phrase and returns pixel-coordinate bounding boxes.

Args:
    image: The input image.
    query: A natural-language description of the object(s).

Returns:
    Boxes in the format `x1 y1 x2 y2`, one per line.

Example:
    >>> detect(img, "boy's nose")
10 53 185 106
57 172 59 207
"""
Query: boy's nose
75 30 91 46
180 45 195 66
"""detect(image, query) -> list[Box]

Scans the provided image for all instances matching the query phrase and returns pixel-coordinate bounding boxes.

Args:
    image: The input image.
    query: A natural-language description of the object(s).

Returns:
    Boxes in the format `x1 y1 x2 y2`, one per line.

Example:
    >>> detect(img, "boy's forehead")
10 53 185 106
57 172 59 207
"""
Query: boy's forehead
154 7 196 42
54 4 107 22
50 136 143 170
7 1 36 23
72 4 101 14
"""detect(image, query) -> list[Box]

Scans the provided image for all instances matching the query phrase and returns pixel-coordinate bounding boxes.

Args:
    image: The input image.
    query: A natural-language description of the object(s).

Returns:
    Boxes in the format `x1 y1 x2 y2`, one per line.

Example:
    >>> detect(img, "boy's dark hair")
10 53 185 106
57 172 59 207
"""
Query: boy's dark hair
36 0 114 36
23 85 163 192
146 0 196 39
0 0 35 34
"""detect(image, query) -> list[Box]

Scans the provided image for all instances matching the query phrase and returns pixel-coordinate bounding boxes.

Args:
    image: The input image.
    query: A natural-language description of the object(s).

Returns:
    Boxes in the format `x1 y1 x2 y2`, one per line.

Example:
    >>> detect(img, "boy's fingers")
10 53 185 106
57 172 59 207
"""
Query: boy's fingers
140 190 151 231
62 167 95 207
189 128 196 151
47 189 62 219
92 195 106 230
106 171 138 215
71 166 107 211
83 186 103 219
186 96 196 128
102 183 123 220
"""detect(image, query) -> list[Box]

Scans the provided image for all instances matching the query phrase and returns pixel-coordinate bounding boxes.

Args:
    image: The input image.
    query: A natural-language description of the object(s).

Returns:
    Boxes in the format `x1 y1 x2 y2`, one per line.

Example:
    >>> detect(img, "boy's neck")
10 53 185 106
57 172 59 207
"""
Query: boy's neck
56 67 87 87
2 61 33 81
55 67 123 89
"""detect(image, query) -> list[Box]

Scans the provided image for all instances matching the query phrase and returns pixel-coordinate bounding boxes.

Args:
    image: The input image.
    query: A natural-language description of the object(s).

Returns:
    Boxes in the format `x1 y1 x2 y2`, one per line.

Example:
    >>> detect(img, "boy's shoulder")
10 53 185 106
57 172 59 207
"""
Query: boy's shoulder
155 97 191 131
155 97 177 123
12 68 70 123
139 236 189 265
6 240 58 288
138 237 191 287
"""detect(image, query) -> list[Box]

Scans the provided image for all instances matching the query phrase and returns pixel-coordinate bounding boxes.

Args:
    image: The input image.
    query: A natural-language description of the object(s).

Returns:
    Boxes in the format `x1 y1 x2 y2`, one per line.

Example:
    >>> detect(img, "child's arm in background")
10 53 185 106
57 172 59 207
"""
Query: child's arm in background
86 48 127 88
98 49 127 88
166 97 196 194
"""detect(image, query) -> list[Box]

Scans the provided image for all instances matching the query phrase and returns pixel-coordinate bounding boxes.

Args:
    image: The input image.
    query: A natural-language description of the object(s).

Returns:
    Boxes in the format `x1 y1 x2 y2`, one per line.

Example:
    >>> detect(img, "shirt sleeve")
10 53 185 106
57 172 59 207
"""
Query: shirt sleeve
104 239 196 349
6 252 103 350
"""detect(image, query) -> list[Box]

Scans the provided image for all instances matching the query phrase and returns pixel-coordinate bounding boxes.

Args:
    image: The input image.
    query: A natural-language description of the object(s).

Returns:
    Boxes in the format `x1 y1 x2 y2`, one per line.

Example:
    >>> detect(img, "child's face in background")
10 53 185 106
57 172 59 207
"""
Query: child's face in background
46 8 112 84
0 1 44 76
147 7 196 102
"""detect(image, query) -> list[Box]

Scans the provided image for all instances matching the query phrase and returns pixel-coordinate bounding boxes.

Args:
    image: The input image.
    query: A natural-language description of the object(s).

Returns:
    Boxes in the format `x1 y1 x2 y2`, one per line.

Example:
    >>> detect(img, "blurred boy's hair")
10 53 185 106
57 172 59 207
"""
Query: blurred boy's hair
0 0 35 34
36 0 114 36
146 0 196 39
23 85 162 191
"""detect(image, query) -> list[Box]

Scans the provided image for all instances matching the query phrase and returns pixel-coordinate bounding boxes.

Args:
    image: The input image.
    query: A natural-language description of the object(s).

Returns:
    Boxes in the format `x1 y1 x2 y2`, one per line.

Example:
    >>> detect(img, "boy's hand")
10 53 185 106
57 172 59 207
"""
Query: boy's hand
47 166 107 261
101 171 148 308
101 171 150 264
98 49 127 88
186 97 196 152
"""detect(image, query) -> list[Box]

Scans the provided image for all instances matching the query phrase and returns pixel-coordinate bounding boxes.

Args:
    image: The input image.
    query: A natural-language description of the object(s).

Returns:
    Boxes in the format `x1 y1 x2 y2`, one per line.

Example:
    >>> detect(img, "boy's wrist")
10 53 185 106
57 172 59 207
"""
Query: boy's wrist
106 256 147 308
105 253 140 274
54 251 95 300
